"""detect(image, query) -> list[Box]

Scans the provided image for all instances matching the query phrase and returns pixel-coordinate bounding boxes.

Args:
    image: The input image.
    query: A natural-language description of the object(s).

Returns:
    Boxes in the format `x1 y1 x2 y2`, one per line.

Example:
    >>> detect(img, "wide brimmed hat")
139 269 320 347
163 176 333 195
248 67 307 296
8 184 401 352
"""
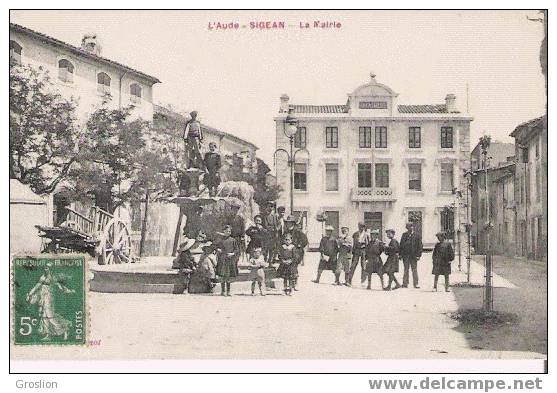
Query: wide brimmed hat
179 238 196 251
386 229 395 234
325 225 334 231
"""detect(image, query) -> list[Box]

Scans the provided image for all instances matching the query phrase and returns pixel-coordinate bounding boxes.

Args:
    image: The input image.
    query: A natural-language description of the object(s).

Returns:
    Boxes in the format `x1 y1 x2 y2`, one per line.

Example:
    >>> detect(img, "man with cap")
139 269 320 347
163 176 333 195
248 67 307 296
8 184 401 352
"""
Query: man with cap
432 231 455 292
383 229 402 290
399 222 423 288
335 226 353 285
183 110 204 170
269 206 286 263
313 225 339 284
347 222 370 286
364 229 385 289
283 215 308 290
203 141 221 197
226 201 246 260
261 202 278 263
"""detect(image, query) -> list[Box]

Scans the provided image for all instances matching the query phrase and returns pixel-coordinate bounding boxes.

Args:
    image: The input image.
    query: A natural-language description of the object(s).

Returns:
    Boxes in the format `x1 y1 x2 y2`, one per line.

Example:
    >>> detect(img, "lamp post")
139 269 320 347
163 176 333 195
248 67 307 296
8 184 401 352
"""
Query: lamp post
274 109 309 215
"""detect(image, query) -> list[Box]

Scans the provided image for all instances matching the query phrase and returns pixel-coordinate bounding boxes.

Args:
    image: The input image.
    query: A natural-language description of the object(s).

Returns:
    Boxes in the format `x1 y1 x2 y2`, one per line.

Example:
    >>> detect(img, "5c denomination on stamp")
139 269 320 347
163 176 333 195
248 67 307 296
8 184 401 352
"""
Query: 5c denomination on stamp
12 256 86 345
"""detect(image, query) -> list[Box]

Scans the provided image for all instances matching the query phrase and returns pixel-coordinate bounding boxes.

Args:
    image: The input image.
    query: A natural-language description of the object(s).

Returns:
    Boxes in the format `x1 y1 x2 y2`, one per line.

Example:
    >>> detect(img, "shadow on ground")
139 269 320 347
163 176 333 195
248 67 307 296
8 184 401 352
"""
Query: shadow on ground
450 256 547 355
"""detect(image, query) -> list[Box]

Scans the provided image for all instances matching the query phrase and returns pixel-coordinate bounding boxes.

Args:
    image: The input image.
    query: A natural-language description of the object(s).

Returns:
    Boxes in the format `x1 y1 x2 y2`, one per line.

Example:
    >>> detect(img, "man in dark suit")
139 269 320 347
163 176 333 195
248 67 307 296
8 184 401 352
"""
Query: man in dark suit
399 222 423 288
346 222 369 286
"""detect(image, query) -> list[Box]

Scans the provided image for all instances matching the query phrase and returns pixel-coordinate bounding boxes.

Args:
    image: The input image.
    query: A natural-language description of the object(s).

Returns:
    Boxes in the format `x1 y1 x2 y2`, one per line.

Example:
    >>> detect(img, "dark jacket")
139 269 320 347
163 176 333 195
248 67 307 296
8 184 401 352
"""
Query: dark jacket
245 225 269 253
352 230 369 254
399 231 423 259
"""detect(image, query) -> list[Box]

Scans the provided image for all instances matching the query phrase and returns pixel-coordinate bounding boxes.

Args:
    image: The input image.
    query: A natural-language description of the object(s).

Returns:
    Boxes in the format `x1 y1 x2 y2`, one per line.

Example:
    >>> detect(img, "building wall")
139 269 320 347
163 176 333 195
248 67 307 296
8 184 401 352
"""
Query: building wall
10 30 155 122
514 127 546 260
275 117 471 248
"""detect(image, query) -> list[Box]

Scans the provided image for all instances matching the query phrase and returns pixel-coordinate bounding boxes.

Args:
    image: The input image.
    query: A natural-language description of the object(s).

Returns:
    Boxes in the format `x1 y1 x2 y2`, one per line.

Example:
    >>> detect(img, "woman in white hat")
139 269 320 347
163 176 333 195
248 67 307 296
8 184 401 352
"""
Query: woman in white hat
173 238 197 294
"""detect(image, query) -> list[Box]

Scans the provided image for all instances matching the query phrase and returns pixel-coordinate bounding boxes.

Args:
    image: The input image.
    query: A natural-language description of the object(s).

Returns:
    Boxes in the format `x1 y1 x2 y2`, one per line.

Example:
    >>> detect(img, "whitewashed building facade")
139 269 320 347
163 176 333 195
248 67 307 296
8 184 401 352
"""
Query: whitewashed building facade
274 74 473 248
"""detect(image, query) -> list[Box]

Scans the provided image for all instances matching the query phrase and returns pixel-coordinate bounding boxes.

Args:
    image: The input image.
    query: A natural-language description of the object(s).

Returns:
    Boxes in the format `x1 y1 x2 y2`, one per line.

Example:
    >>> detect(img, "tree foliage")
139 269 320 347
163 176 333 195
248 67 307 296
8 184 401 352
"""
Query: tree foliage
9 62 80 194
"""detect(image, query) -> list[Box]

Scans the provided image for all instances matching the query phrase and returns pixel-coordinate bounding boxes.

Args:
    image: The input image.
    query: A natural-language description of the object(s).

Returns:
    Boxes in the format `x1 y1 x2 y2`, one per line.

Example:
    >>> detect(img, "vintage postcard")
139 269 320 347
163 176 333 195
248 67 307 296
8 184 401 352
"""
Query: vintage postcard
8 8 547 374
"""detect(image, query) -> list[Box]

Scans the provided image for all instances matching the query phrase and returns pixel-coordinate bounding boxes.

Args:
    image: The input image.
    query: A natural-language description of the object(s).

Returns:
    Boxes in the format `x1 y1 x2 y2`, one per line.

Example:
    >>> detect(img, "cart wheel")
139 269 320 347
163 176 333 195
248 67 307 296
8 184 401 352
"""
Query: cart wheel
99 218 132 264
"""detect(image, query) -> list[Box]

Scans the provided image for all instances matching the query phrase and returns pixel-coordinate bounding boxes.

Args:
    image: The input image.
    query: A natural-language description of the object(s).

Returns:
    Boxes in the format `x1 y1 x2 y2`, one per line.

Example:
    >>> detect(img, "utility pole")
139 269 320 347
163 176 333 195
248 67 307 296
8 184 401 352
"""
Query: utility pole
479 135 493 311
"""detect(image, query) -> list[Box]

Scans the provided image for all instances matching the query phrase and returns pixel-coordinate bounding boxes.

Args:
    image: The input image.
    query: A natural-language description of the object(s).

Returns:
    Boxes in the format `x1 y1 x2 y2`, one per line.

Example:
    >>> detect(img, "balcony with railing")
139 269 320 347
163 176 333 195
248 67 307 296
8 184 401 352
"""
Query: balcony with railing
351 187 396 202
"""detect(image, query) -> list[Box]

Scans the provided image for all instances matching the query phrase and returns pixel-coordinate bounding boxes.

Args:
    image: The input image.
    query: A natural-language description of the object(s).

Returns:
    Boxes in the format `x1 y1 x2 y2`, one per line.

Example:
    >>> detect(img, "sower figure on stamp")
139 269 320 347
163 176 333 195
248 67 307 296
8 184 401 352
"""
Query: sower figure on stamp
364 229 385 290
347 222 369 287
313 225 339 284
283 215 308 291
335 226 353 285
203 142 221 197
432 231 455 292
183 110 204 170
382 229 402 291
399 222 423 289
216 225 240 296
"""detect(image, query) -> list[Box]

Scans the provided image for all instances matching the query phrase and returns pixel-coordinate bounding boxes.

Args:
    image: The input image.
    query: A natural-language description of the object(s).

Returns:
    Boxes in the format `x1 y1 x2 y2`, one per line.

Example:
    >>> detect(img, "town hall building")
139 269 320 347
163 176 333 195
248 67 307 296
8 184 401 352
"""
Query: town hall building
274 74 473 248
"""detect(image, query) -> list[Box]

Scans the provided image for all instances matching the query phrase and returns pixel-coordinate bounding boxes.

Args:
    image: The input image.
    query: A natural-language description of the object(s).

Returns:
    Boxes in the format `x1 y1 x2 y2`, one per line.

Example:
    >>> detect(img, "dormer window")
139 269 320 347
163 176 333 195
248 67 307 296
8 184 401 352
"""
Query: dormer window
10 40 22 64
58 59 74 83
130 83 142 104
97 72 111 94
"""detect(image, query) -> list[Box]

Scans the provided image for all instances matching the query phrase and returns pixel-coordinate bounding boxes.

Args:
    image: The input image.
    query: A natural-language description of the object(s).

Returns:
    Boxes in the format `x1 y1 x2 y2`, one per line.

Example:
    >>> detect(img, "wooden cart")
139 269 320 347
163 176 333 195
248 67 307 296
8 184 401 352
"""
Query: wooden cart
36 206 133 264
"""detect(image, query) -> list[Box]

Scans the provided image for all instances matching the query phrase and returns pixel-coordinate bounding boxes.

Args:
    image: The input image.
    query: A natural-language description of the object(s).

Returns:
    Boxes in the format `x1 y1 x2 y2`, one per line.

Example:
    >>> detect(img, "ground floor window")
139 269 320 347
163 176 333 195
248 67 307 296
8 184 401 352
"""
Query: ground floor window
364 212 383 240
407 210 423 238
440 208 455 239
324 211 339 237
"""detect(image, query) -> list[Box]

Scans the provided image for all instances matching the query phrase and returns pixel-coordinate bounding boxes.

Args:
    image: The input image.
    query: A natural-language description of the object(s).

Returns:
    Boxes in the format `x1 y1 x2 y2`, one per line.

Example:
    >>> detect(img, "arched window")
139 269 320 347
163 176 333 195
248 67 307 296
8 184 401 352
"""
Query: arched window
130 83 142 104
58 59 74 83
10 40 22 64
97 72 111 94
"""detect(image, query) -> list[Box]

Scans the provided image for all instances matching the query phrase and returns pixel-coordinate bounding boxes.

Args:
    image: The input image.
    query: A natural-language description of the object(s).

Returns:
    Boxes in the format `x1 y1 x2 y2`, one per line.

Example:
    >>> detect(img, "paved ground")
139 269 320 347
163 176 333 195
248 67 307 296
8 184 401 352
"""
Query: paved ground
11 252 546 360
451 255 547 355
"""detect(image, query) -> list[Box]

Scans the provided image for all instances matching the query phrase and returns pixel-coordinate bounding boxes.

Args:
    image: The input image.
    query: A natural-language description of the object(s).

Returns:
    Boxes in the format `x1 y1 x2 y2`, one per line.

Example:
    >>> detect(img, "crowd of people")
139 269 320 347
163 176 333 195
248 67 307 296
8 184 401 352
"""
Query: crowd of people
172 203 455 296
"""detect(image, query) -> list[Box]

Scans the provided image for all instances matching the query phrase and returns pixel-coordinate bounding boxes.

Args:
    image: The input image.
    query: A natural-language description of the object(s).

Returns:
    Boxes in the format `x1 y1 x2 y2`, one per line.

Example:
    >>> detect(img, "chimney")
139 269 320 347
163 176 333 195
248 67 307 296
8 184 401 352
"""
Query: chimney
369 72 377 83
280 94 290 113
81 33 102 56
445 94 457 113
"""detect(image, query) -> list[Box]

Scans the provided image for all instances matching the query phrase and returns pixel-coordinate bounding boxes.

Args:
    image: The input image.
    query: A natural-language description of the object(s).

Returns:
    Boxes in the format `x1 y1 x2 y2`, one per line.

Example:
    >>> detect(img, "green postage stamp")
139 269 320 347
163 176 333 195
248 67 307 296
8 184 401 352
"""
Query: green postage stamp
12 255 87 345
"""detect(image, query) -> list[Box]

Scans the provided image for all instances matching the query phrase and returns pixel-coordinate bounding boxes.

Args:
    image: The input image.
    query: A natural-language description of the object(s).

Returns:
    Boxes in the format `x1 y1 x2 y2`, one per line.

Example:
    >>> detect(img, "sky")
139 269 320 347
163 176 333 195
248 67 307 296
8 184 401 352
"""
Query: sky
11 10 546 165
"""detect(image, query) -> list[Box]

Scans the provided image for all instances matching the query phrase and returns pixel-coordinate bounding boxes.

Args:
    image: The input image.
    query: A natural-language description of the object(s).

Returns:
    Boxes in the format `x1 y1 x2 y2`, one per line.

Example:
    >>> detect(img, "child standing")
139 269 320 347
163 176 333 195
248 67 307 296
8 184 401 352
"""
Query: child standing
277 233 297 295
248 247 268 296
432 231 455 292
216 225 240 297
382 229 402 291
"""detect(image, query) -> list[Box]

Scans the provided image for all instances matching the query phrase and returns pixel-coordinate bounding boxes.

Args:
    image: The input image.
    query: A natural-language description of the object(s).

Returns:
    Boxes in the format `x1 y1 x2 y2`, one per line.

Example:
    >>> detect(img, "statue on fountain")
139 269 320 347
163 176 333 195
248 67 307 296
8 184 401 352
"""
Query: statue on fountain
183 110 205 171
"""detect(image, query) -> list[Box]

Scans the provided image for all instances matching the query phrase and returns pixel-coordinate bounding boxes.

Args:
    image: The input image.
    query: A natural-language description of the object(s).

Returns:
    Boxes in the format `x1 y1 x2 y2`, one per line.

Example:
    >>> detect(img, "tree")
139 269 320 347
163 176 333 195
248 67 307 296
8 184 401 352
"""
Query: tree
66 104 176 213
10 62 80 194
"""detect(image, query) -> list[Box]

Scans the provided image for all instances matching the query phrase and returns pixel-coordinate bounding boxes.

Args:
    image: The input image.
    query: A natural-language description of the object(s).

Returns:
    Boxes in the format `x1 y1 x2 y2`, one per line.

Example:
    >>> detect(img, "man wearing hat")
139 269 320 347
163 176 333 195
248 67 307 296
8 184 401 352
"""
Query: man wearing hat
364 229 385 289
399 222 423 288
383 229 402 290
347 222 370 286
172 237 197 294
183 110 204 170
283 215 308 290
313 225 339 284
335 226 353 285
432 231 455 292
226 201 246 261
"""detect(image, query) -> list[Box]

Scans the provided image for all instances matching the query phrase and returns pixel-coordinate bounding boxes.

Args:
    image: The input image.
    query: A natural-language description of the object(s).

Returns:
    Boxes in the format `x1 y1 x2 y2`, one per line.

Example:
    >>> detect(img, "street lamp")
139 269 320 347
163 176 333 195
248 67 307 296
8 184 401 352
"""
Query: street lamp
274 108 309 215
